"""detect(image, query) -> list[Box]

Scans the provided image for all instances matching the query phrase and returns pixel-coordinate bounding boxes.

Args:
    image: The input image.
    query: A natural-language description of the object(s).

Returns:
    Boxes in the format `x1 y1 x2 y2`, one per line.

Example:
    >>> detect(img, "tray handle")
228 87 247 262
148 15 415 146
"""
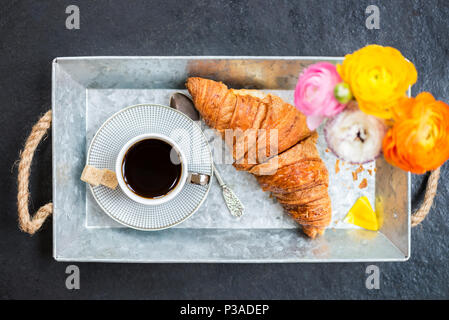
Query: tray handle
15 109 440 234
17 110 53 235
411 167 440 227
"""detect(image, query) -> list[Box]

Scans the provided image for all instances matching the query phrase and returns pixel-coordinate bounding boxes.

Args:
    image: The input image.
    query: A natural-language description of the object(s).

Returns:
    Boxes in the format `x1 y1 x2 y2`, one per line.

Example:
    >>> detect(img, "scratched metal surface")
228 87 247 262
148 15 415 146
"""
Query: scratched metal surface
52 57 410 262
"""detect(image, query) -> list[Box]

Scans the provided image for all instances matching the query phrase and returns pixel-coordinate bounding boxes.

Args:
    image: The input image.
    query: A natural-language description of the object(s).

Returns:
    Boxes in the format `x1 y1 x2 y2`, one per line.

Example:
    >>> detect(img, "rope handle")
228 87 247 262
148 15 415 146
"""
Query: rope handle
16 109 440 234
411 167 440 227
17 110 53 235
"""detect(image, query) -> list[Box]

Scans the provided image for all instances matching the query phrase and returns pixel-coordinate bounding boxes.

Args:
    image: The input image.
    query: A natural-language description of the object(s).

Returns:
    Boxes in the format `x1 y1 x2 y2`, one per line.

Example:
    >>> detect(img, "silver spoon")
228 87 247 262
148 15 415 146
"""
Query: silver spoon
170 93 244 218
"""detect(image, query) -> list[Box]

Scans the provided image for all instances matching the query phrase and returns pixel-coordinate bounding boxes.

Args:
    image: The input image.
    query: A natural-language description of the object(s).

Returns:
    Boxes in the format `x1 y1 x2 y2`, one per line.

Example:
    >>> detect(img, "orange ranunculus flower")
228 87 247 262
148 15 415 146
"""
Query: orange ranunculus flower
382 92 449 174
337 45 417 119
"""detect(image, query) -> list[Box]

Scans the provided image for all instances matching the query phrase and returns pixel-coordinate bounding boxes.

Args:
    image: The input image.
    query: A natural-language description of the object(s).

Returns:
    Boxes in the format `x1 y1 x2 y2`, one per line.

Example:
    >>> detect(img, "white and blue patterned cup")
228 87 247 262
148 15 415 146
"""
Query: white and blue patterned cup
115 133 210 206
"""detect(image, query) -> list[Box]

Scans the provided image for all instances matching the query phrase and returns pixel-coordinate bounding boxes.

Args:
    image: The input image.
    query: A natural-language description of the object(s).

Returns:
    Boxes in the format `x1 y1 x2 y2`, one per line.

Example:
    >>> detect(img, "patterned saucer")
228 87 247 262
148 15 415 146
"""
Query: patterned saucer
86 104 213 230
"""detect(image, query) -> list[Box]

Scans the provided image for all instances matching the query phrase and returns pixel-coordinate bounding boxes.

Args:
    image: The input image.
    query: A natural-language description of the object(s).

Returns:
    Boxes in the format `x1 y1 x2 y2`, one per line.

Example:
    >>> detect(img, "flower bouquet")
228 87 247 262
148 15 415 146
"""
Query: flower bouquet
294 45 449 174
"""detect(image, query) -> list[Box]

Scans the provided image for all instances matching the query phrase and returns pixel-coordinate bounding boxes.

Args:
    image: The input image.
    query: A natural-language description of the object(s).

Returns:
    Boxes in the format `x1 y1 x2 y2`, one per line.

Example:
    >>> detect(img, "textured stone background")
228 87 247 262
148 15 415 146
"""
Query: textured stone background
0 0 448 299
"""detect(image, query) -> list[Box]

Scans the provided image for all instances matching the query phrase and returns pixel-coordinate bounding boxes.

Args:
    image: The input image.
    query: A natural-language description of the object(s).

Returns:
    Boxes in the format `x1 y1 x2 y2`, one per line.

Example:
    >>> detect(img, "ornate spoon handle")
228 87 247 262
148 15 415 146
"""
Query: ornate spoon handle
213 165 244 218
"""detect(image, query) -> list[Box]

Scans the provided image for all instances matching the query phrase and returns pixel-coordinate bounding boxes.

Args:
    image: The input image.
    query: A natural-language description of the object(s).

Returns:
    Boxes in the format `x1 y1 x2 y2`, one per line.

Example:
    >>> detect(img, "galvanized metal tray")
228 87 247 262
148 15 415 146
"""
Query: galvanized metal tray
52 57 410 262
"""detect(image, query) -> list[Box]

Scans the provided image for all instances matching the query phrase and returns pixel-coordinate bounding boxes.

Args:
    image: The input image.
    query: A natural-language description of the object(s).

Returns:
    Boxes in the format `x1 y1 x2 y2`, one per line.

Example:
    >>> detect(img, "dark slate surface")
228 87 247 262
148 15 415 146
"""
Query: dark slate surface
0 0 448 299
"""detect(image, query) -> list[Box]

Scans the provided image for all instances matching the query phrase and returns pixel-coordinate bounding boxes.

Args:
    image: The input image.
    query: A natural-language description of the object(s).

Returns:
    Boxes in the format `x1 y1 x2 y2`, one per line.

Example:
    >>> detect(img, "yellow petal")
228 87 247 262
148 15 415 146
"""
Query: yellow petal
344 196 379 231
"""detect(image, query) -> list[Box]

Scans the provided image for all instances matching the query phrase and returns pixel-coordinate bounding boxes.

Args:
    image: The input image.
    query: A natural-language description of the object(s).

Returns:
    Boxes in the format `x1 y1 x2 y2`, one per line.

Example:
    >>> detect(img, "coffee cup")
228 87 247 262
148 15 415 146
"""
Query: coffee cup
115 133 210 205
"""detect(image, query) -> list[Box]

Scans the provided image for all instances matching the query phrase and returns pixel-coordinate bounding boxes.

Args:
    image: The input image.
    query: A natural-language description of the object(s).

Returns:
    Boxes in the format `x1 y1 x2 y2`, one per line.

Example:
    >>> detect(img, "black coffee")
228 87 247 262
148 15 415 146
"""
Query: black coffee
121 138 182 199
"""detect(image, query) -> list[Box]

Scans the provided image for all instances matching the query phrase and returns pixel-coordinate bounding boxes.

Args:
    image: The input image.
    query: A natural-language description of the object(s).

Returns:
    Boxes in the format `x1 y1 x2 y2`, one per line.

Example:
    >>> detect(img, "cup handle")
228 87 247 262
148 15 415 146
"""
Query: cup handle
188 173 210 186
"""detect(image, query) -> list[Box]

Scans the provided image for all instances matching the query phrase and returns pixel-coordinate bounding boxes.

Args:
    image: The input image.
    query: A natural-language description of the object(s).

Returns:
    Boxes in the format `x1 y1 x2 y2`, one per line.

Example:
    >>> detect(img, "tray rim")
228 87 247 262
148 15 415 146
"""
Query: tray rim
53 55 346 62
51 56 411 263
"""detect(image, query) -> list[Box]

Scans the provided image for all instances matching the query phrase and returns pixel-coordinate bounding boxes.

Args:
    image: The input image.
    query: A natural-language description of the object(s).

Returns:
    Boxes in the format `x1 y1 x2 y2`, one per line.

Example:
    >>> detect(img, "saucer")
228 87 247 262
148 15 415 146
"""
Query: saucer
86 104 213 230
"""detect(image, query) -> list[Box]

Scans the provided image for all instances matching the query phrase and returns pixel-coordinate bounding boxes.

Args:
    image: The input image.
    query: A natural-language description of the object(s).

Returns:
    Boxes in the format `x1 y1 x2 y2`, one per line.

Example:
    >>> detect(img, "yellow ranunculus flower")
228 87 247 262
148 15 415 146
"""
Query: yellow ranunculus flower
337 45 417 119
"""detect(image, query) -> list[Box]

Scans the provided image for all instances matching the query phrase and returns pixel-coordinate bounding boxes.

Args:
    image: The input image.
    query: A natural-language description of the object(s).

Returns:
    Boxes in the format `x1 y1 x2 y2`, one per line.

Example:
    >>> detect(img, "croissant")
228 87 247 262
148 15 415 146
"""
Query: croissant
186 77 332 238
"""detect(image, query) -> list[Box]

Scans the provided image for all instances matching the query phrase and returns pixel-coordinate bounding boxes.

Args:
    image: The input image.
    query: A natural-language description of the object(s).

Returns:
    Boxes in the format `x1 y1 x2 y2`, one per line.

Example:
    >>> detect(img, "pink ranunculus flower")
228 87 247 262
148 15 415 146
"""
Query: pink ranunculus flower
294 62 347 130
